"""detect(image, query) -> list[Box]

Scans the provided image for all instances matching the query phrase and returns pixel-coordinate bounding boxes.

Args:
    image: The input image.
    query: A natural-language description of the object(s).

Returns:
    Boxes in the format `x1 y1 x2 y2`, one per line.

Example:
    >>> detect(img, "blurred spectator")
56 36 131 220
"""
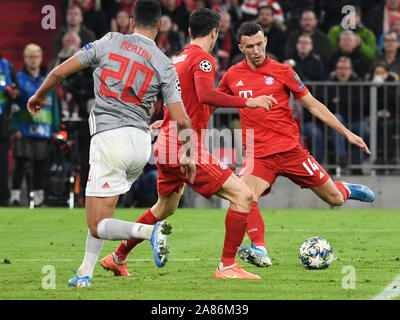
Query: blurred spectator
112 0 137 17
209 0 242 27
10 44 60 206
110 10 132 35
303 57 368 168
63 0 108 38
161 0 191 39
213 11 240 71
278 0 322 32
377 13 400 54
319 0 362 33
328 6 377 61
328 30 370 78
284 34 325 81
240 0 284 24
257 5 286 61
49 31 82 71
373 31 400 76
368 62 400 164
366 0 400 38
156 15 183 58
284 10 331 64
52 4 96 58
0 53 19 206
328 57 369 169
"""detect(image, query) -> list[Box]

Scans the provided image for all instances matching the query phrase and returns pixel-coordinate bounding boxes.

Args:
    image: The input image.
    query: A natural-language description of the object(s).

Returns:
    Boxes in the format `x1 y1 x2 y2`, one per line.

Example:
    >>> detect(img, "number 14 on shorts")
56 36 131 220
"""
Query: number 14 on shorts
302 157 320 176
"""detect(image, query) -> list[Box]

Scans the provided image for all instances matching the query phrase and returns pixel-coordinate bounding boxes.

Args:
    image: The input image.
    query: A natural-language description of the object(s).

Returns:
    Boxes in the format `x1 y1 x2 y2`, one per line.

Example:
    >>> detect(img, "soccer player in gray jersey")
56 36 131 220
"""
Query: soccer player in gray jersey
27 0 195 288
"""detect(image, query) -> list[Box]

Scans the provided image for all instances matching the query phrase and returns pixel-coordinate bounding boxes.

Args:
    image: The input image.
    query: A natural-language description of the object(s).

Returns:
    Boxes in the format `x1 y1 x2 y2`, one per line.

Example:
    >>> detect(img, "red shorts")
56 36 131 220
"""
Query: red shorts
239 144 330 196
155 148 233 199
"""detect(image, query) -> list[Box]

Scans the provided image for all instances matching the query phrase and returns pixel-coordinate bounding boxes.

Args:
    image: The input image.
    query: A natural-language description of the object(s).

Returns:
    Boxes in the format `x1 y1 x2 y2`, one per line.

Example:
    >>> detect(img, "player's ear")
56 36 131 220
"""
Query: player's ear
130 17 135 30
157 19 162 31
238 42 244 53
188 27 192 39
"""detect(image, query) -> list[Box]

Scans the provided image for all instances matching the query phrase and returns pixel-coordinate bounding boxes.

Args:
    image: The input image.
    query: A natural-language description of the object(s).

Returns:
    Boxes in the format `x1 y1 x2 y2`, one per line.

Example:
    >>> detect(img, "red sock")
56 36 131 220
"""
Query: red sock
114 208 159 261
334 181 350 201
221 208 249 267
247 201 265 248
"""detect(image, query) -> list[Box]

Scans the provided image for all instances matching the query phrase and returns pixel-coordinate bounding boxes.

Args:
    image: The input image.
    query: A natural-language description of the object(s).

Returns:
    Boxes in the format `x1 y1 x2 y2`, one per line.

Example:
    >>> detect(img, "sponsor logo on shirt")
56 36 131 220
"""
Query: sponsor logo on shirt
298 83 305 90
83 43 93 50
199 60 212 72
235 80 244 86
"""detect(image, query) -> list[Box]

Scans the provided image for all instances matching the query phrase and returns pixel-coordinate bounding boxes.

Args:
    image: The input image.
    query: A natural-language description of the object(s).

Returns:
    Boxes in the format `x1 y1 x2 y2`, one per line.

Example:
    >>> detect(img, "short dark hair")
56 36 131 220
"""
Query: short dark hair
189 8 220 39
258 5 274 15
134 0 161 29
237 22 263 41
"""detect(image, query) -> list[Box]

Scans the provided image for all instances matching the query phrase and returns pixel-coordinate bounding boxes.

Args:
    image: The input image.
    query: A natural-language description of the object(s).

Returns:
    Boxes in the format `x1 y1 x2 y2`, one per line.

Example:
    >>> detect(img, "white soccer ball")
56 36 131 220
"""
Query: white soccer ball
298 236 334 269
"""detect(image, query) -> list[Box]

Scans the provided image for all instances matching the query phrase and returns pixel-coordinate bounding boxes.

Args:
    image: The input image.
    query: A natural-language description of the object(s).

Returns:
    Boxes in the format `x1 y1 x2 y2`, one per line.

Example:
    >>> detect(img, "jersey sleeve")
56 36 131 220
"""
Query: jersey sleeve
283 66 309 99
75 32 113 68
192 54 216 82
159 63 182 104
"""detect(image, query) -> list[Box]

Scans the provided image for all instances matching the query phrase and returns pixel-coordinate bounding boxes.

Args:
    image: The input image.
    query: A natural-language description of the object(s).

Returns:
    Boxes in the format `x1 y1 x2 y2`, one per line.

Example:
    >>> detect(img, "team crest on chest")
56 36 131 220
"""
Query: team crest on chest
264 76 274 85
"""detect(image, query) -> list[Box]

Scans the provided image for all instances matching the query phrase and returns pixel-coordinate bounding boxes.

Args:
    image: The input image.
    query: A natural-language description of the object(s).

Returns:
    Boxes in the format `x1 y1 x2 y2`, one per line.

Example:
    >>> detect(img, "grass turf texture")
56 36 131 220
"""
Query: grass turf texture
0 207 399 300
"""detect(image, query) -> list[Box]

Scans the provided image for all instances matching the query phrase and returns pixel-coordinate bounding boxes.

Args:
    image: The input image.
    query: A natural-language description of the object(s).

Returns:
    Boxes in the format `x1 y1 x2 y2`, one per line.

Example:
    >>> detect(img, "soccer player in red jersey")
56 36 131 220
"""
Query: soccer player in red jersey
217 22 375 267
101 9 275 279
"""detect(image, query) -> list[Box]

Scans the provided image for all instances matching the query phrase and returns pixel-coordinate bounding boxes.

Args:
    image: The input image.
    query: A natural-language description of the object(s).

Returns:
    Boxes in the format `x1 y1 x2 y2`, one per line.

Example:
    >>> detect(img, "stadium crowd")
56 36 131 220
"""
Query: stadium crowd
0 0 399 207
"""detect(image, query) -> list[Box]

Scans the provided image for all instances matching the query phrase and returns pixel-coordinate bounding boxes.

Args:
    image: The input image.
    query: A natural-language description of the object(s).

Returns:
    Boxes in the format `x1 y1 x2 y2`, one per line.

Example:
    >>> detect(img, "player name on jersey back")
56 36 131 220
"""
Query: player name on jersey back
75 32 182 137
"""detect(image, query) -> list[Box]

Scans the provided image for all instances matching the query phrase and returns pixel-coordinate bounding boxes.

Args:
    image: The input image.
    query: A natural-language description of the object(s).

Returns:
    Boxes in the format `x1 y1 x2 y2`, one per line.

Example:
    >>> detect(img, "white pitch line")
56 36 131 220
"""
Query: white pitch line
13 258 207 262
372 274 400 300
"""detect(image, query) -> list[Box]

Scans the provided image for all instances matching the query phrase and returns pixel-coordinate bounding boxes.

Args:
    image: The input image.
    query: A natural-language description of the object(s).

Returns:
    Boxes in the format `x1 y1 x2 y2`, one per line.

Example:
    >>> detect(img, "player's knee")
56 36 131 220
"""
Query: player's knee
234 187 253 211
88 224 100 238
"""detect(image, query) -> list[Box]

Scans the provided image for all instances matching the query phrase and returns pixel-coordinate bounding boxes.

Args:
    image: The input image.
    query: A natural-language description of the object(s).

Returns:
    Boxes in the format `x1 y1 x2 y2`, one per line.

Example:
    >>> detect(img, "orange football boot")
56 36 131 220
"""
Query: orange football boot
101 253 131 277
214 263 261 279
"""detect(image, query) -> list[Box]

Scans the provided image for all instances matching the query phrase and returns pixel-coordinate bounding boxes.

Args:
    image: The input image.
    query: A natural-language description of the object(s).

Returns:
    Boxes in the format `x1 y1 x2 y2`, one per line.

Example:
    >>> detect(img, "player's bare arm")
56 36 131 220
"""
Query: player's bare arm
300 92 371 154
27 55 84 115
165 101 196 183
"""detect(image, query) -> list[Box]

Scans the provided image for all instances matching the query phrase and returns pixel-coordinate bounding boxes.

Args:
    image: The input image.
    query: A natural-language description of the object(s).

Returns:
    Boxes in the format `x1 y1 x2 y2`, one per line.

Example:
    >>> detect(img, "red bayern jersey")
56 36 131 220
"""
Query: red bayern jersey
218 55 309 158
156 45 215 162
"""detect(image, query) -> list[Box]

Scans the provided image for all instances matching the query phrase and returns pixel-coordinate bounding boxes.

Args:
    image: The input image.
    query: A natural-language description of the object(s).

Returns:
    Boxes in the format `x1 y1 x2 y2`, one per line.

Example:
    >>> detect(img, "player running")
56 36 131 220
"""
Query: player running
217 22 375 268
101 9 274 279
27 0 196 287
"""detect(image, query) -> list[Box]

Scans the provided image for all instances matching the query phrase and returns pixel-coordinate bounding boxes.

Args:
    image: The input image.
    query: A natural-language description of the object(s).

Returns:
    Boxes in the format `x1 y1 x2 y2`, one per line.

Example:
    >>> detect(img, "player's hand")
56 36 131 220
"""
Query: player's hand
179 154 196 184
150 120 163 135
346 131 371 154
245 95 277 111
27 94 47 115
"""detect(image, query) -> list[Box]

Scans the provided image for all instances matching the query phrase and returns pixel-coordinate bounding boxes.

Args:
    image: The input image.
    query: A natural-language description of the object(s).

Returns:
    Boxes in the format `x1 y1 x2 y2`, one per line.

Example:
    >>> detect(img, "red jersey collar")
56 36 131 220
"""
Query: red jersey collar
243 55 271 72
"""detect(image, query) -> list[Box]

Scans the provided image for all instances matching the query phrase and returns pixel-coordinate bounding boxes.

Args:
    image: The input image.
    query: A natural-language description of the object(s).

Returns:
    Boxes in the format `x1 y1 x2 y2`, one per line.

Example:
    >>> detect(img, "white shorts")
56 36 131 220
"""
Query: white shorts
85 126 151 197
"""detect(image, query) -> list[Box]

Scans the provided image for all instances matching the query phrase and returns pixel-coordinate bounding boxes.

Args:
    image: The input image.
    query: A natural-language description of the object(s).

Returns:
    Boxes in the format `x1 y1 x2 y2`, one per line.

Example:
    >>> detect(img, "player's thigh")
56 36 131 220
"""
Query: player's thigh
86 195 119 236
151 191 182 220
310 178 344 206
215 173 253 212
240 174 271 201
86 127 151 197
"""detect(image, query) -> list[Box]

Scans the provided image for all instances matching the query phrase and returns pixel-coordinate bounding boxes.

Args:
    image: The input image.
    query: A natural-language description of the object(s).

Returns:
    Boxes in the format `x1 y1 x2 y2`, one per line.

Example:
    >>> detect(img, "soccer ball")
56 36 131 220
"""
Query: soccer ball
298 237 334 269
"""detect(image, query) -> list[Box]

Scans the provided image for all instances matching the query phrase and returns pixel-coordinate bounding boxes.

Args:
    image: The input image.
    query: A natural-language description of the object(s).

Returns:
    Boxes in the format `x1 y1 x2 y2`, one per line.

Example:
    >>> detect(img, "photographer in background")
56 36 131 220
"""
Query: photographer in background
0 54 19 206
10 44 60 206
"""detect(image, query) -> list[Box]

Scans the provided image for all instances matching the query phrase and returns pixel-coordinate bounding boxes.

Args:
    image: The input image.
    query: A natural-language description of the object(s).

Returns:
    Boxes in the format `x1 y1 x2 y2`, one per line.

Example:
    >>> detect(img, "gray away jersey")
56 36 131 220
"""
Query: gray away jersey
75 32 182 136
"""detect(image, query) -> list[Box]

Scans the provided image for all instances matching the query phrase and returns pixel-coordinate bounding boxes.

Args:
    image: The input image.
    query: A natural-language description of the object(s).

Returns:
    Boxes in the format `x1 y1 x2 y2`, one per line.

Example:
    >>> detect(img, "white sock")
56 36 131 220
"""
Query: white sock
10 190 20 202
96 218 154 241
77 230 104 278
256 246 267 253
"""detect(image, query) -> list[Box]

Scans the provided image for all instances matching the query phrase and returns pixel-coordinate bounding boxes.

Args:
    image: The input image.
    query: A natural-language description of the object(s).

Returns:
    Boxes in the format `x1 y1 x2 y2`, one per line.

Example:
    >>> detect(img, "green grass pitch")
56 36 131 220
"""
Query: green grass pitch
0 207 399 300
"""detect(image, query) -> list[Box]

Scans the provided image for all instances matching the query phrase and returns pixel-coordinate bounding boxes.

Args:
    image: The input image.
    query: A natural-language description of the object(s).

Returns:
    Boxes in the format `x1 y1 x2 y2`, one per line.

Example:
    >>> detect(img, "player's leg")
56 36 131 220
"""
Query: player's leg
69 127 171 286
236 174 273 267
311 179 375 204
102 190 181 276
214 174 261 279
